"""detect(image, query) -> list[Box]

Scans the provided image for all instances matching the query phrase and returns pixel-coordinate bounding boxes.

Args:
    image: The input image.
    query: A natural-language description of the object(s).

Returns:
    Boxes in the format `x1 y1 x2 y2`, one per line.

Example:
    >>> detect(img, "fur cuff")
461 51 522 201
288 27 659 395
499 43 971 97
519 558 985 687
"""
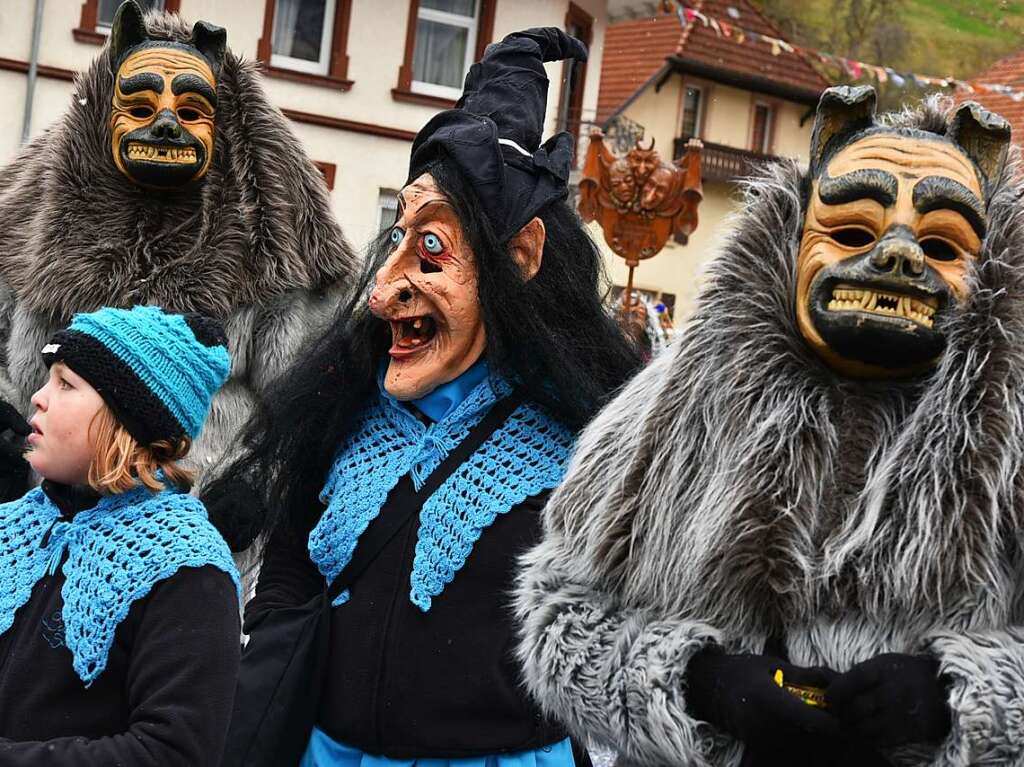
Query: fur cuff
923 628 1024 765
516 544 734 767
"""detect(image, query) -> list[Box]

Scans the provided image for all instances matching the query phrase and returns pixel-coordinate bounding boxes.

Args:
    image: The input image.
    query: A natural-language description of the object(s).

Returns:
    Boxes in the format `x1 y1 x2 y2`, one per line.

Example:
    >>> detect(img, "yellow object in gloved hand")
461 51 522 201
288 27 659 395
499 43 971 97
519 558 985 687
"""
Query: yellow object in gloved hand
774 668 828 708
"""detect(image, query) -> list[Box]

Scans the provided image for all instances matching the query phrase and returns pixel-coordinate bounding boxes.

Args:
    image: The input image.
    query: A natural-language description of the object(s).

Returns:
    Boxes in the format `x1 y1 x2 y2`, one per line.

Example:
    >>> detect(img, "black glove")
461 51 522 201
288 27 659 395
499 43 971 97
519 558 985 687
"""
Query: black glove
0 400 30 502
686 648 841 752
826 653 952 747
200 474 266 553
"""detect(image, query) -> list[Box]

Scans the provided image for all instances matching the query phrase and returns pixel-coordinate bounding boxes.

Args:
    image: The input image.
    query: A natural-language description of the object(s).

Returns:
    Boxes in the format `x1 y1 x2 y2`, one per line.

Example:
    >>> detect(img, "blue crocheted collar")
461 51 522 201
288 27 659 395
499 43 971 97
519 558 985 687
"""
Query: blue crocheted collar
0 484 239 686
410 358 489 422
311 372 575 611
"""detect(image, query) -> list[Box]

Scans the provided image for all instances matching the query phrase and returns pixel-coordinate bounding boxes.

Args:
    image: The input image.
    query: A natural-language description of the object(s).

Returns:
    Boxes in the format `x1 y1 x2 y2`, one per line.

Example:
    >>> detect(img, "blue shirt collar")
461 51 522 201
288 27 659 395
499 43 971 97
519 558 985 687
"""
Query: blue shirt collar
410 358 489 423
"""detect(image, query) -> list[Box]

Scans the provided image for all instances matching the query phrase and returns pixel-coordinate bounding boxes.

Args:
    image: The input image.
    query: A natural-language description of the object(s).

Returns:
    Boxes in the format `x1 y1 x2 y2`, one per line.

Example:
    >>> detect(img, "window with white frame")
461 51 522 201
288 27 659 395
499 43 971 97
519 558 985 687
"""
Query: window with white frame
679 85 703 140
412 0 479 99
378 189 400 233
97 0 164 31
751 102 774 154
270 0 338 76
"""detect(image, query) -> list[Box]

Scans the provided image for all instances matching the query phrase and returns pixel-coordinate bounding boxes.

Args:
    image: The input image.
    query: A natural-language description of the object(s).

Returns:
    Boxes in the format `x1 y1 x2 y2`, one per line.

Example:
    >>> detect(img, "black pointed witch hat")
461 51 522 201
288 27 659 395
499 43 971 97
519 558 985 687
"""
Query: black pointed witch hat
407 27 588 242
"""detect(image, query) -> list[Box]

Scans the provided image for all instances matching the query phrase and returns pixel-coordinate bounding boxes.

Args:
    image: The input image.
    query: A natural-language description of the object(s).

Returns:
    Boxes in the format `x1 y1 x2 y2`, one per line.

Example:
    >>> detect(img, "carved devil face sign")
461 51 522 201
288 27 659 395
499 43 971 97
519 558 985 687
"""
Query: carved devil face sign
107 1 226 188
796 86 1010 377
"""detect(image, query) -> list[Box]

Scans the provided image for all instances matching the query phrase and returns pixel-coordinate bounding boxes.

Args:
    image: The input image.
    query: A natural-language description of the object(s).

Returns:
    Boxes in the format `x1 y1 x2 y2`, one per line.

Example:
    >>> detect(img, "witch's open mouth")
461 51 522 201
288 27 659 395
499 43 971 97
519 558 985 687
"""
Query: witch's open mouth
826 283 938 328
389 315 437 355
126 142 197 164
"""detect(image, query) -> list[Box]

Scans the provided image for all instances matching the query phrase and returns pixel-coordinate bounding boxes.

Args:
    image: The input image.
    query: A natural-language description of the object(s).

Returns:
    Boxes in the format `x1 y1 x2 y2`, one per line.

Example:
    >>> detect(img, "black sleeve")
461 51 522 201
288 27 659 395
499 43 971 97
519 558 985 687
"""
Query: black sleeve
0 565 241 767
243 522 324 633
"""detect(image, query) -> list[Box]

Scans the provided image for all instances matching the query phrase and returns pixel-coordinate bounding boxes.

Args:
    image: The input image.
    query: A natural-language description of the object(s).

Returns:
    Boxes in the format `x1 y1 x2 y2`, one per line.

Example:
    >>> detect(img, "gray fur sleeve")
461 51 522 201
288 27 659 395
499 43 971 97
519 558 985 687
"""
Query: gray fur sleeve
515 528 734 767
247 284 345 393
924 628 1024 766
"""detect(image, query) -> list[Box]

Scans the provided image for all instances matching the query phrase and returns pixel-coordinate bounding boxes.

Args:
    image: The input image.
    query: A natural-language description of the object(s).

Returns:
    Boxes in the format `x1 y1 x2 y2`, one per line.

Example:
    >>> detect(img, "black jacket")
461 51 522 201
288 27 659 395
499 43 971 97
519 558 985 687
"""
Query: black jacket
0 482 241 766
246 475 567 759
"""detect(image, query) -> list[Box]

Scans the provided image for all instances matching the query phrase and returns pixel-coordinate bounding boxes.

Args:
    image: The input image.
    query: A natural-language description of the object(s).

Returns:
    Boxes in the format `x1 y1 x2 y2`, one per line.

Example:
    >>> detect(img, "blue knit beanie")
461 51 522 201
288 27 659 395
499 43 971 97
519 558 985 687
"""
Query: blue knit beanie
41 306 231 446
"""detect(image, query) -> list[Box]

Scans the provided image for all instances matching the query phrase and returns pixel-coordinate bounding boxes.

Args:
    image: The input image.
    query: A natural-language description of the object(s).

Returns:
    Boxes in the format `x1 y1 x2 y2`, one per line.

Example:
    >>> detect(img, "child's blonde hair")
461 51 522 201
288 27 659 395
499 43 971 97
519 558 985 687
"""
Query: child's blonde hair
87 406 194 494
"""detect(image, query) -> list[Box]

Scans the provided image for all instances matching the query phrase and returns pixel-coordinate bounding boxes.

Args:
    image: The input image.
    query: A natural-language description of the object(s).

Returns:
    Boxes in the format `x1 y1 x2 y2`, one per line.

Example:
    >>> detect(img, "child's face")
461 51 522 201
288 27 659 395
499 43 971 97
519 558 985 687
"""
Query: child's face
27 363 104 486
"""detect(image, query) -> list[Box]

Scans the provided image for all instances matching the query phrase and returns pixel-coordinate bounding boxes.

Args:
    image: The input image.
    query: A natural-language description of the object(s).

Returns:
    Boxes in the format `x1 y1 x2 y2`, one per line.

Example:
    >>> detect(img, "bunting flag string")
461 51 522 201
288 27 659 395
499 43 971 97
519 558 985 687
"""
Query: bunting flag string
664 1 1024 103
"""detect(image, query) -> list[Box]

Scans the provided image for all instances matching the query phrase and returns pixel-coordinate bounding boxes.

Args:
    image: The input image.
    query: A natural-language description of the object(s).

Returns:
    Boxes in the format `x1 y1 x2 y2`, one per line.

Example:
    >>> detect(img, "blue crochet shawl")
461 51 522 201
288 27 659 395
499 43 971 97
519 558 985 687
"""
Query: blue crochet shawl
309 372 575 611
0 484 240 686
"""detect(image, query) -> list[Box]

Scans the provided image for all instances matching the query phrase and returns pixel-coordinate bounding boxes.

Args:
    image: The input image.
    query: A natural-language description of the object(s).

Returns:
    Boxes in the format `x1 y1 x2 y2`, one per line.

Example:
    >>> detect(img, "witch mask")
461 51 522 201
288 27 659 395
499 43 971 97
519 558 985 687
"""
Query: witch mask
796 86 1010 377
108 1 225 188
368 174 545 400
367 175 488 401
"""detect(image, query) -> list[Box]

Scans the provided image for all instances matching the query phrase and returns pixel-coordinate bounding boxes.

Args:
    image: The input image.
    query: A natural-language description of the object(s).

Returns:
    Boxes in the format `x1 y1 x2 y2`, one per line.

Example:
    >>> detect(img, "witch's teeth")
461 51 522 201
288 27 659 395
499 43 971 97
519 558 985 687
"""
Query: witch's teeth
413 318 423 330
866 292 878 311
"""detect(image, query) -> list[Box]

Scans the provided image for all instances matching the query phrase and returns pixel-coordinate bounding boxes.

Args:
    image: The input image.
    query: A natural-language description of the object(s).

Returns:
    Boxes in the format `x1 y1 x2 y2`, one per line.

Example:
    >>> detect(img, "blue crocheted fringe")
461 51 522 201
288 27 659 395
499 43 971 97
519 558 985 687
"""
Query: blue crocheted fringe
309 374 574 611
0 484 239 686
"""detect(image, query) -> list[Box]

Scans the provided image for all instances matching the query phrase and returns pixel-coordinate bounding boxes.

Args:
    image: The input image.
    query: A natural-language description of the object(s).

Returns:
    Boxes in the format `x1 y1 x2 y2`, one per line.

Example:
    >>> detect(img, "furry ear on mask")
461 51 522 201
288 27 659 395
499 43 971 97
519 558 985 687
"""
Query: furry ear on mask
949 101 1011 195
190 20 227 79
810 85 877 177
509 217 545 281
109 0 147 73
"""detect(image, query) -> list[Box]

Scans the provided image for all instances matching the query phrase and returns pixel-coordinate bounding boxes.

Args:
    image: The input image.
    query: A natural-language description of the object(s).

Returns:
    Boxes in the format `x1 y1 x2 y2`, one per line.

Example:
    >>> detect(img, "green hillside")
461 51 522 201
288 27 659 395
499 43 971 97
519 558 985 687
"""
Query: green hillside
752 0 1024 82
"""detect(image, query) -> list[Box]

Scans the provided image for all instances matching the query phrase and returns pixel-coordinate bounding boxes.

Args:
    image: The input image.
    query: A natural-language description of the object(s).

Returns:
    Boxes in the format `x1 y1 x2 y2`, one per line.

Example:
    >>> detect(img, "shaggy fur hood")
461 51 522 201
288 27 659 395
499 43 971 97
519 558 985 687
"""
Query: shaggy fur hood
552 98 1024 638
0 11 356 319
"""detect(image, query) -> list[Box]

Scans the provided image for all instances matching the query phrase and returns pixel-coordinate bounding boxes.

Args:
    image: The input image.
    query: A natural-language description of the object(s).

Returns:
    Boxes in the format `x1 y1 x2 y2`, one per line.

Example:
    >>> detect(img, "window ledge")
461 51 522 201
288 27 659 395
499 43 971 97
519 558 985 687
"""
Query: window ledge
261 64 353 91
391 88 455 109
72 27 107 45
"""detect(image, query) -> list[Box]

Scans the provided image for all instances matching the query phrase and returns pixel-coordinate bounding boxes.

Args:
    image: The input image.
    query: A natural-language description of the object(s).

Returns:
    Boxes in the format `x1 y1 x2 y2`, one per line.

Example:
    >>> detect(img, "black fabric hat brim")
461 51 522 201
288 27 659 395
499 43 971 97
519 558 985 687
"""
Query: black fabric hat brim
42 329 186 447
406 27 586 242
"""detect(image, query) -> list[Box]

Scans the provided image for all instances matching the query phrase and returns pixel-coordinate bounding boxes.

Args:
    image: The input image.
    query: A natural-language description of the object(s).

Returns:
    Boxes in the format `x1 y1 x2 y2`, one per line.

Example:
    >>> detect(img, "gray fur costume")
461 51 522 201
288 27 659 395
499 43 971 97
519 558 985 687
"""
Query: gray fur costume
516 97 1024 766
0 11 356 481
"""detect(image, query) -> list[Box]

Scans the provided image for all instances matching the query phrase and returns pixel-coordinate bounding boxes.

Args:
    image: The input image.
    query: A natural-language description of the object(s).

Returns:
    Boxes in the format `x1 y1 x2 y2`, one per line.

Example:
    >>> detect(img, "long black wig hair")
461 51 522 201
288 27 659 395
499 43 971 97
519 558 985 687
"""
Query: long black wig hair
212 162 643 552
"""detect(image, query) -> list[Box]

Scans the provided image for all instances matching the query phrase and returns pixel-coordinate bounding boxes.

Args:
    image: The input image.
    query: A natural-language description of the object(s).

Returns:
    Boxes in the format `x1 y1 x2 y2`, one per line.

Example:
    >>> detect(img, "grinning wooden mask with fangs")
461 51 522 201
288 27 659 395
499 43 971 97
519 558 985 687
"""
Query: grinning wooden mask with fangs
107 0 225 188
796 86 1011 378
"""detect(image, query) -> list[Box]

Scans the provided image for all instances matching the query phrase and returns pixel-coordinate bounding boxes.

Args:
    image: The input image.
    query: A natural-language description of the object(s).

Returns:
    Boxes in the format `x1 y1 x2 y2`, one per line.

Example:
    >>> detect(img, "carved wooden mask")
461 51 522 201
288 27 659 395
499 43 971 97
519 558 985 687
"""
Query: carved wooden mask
108 1 225 188
797 86 1010 377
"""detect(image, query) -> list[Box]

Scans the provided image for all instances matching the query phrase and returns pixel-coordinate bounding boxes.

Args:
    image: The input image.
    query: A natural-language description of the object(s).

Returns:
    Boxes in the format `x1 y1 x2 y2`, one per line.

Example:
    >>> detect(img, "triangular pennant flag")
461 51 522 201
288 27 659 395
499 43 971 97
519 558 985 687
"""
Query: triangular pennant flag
874 66 888 83
709 17 722 36
735 28 746 44
684 7 697 23
770 38 782 56
720 20 732 37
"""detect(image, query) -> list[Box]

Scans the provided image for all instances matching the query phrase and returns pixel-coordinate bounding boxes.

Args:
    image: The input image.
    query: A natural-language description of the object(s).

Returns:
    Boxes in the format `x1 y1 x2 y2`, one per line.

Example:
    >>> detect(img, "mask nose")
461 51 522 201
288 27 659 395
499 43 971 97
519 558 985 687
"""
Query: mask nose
870 230 925 278
149 109 182 141
368 272 415 314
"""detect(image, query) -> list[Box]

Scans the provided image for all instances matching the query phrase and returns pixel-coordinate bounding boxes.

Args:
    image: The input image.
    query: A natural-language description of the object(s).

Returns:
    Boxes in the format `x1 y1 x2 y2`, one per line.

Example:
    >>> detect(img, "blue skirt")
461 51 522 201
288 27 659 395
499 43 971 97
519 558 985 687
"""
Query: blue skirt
300 728 577 767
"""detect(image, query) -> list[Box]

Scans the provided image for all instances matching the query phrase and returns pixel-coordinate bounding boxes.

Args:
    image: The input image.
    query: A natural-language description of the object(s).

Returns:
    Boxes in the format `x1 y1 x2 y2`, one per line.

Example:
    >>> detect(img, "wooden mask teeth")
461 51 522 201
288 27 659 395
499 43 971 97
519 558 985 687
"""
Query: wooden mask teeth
826 284 936 328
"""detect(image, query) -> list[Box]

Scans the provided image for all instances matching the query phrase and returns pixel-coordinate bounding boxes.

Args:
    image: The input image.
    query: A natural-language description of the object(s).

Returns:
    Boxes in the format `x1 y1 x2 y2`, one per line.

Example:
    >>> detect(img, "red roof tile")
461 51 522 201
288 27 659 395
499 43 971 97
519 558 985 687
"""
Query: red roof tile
959 50 1024 144
598 0 829 122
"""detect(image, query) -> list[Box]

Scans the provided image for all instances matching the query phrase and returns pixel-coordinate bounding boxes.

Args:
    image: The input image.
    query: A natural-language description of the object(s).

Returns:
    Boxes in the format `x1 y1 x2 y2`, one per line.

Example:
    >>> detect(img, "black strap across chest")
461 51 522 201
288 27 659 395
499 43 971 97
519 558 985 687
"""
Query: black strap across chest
325 391 524 602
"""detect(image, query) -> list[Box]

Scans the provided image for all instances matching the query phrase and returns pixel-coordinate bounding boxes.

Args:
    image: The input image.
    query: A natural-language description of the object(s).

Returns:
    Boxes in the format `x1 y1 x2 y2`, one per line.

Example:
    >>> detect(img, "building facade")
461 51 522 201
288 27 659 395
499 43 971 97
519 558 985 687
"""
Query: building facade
0 0 608 248
598 0 828 319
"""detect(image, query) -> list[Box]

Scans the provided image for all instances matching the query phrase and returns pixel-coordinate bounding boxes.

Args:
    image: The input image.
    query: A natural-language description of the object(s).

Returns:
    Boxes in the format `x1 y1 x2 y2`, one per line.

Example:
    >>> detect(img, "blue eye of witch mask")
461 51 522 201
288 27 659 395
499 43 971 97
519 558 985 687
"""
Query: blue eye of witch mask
423 234 443 254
